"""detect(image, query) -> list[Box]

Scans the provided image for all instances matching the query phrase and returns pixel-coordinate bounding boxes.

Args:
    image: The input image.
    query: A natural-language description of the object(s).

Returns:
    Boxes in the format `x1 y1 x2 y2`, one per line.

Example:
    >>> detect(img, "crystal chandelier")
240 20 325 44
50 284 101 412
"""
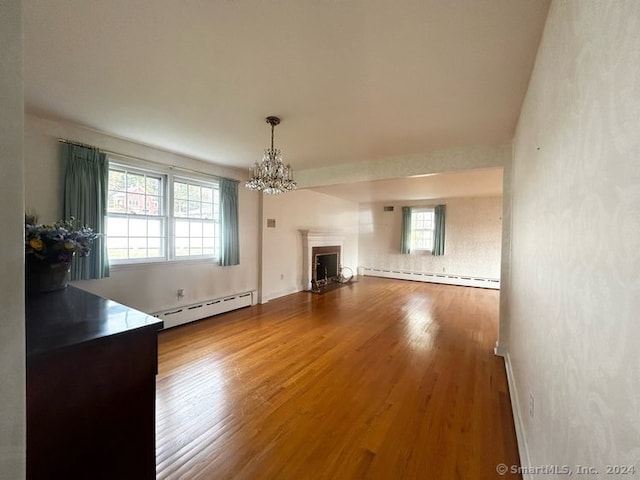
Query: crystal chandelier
245 116 297 195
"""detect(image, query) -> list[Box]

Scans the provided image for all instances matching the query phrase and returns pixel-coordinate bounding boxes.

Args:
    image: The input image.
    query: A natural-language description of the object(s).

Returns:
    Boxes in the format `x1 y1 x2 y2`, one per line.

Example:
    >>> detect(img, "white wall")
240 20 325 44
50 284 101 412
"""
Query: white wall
359 196 502 279
261 189 359 302
508 0 640 472
0 0 25 477
24 114 260 314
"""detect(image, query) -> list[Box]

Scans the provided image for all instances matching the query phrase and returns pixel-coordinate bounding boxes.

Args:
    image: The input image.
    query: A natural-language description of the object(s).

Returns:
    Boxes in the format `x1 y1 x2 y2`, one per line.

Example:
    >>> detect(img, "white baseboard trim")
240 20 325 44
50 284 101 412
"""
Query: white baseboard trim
261 286 302 304
153 291 253 329
503 352 532 480
494 340 507 357
359 266 500 289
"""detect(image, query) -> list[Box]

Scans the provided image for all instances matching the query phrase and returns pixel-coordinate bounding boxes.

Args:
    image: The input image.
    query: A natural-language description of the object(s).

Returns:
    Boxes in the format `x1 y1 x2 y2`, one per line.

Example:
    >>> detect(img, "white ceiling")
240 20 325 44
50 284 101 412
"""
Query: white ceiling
23 0 550 175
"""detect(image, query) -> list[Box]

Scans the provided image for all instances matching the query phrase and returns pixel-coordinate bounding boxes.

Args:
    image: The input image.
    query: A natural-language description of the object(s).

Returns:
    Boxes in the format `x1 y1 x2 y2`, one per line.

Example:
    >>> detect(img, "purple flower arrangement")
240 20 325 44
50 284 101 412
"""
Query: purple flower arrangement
25 215 99 267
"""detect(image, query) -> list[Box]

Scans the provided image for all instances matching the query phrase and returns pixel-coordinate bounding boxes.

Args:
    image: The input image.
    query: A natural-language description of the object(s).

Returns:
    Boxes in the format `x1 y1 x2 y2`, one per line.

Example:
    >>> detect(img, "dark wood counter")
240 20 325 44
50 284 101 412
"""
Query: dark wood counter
26 286 163 480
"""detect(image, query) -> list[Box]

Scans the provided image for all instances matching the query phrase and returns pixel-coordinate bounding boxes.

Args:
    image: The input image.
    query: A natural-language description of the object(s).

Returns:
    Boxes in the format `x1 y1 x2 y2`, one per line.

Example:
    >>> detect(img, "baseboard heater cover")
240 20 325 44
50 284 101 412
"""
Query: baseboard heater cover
153 292 252 329
360 267 500 289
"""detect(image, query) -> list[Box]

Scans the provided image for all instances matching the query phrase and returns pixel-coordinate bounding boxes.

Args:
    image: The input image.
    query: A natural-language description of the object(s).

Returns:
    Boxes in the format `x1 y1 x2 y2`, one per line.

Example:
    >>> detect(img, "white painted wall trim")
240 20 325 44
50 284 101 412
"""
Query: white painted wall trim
494 340 508 357
359 266 500 290
261 286 302 304
503 352 532 480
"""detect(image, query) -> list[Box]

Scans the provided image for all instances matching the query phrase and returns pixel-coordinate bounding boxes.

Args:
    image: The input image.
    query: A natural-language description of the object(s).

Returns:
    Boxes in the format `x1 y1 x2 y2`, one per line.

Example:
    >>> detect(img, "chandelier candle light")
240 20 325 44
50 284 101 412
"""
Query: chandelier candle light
245 116 297 194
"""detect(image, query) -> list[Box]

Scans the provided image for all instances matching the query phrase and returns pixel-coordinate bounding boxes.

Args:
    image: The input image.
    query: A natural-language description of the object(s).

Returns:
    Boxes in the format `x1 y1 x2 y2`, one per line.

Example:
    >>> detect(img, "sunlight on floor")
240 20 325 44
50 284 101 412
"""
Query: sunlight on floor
157 356 229 430
401 295 439 352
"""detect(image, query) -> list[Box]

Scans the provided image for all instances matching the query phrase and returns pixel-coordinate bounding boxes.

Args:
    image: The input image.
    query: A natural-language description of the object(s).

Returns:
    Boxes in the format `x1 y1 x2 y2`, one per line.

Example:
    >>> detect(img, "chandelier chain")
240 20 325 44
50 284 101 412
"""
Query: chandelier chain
271 123 275 151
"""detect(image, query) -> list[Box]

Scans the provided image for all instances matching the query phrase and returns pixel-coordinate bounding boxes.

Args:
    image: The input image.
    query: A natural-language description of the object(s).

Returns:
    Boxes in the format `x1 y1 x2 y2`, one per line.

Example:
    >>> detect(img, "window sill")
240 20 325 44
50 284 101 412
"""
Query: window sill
109 257 219 272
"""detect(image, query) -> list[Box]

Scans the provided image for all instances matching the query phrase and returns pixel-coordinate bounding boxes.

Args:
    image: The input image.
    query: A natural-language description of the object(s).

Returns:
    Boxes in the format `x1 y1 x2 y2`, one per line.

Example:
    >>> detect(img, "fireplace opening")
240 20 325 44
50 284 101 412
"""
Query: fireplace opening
315 253 338 282
311 245 341 287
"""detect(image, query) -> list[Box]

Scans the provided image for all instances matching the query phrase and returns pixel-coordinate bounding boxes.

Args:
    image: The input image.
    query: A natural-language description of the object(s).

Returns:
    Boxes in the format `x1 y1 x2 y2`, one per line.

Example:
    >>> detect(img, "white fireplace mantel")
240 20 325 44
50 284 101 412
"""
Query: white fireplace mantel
300 230 344 290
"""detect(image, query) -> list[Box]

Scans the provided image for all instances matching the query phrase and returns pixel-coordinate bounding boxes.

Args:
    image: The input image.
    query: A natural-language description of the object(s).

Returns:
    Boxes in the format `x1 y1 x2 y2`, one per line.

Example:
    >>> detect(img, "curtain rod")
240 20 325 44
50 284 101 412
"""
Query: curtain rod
57 138 240 183
58 138 96 150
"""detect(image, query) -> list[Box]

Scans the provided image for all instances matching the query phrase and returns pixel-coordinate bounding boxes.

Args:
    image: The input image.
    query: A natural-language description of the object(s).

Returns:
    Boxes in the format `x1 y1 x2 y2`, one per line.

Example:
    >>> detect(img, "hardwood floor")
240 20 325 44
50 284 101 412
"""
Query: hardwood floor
155 277 521 479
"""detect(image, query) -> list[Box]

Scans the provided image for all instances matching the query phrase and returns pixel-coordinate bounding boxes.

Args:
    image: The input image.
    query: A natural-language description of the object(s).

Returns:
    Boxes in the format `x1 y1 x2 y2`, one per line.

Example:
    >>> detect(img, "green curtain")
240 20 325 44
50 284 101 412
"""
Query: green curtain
400 206 412 254
432 204 446 256
62 144 110 280
219 178 240 266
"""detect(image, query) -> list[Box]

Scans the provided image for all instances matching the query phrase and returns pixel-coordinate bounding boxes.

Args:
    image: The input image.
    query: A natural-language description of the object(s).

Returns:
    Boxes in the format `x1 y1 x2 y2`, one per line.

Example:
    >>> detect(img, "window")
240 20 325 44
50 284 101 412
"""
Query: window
106 162 220 263
173 179 220 258
411 208 435 251
107 166 166 261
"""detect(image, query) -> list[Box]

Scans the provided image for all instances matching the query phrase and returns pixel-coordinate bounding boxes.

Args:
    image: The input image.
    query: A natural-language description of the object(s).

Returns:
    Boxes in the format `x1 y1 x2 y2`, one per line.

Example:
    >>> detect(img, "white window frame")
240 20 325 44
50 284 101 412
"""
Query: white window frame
172 176 220 260
410 207 435 252
106 163 168 264
106 156 221 266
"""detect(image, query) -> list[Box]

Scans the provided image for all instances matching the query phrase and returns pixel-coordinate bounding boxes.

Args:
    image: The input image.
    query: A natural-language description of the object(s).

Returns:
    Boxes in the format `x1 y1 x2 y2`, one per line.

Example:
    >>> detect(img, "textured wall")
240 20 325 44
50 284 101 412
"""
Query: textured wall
359 196 503 279
0 0 26 477
297 144 511 188
509 0 640 474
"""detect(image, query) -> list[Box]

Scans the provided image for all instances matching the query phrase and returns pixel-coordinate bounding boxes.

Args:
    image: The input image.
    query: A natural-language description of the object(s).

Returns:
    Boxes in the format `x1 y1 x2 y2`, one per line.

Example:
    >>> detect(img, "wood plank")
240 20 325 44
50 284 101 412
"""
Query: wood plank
156 277 521 479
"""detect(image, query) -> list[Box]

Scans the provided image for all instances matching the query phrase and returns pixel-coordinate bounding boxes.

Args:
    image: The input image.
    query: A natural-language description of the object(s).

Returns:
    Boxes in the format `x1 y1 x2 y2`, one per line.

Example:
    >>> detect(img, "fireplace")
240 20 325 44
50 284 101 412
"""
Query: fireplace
312 246 341 283
300 230 344 291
